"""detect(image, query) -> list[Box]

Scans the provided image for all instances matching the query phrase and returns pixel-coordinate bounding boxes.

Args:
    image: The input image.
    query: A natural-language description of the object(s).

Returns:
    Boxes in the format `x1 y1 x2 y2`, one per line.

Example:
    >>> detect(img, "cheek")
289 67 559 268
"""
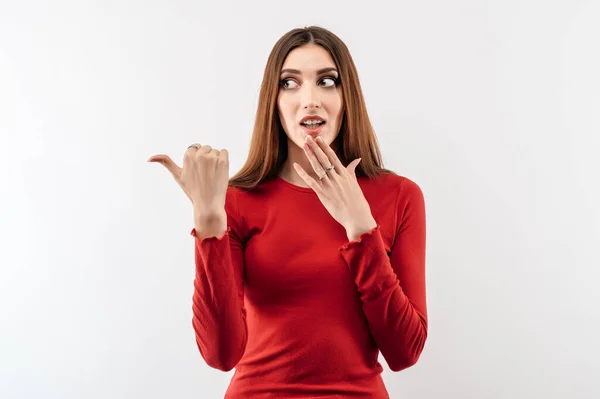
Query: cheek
278 98 289 118
279 100 299 129
277 99 296 133
337 91 344 112
277 100 287 124
325 90 342 107
328 95 344 121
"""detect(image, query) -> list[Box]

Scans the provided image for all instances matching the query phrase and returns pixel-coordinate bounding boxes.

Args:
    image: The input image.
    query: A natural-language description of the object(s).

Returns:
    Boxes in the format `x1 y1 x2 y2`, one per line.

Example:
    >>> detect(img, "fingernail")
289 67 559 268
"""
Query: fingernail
317 136 323 143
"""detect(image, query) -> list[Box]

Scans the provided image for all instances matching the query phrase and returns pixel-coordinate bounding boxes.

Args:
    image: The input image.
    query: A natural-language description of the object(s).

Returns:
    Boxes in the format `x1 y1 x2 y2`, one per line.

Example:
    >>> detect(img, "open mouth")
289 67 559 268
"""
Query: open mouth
300 121 326 127
301 121 326 134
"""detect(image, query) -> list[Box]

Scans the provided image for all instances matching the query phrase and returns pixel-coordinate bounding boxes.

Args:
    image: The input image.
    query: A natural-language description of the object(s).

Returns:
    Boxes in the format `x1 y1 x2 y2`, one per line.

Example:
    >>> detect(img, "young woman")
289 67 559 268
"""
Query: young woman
149 25 428 399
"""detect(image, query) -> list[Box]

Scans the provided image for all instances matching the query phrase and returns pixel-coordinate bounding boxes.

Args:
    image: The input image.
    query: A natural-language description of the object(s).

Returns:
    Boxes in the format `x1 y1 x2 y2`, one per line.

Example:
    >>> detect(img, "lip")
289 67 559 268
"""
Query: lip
301 122 325 136
299 115 325 124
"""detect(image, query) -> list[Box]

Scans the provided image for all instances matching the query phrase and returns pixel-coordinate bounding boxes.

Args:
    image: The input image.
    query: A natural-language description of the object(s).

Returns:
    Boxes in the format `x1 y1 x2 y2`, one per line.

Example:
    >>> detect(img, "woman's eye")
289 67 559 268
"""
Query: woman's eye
280 77 338 90
321 77 338 87
281 79 298 89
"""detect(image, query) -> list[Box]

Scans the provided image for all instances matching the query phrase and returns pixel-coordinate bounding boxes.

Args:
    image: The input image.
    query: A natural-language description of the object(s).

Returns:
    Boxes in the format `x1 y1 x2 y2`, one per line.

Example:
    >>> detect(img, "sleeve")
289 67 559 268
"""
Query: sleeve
189 186 248 372
338 177 428 372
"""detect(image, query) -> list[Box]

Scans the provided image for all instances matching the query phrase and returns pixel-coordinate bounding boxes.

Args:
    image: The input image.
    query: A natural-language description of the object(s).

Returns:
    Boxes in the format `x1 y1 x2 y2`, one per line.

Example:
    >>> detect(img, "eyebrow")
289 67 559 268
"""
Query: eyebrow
280 67 338 76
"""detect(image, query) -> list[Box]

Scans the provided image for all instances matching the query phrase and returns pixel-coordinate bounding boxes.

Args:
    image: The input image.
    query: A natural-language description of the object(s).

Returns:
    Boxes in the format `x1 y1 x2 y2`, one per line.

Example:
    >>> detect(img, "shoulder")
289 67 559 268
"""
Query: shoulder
394 174 425 204
382 174 425 217
362 172 424 202
386 175 426 236
224 183 270 223
223 185 246 219
369 173 426 231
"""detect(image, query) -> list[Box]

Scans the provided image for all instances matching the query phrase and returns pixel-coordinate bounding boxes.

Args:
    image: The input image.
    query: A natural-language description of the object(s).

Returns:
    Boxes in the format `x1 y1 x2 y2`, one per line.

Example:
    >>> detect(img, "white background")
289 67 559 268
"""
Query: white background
1 0 599 398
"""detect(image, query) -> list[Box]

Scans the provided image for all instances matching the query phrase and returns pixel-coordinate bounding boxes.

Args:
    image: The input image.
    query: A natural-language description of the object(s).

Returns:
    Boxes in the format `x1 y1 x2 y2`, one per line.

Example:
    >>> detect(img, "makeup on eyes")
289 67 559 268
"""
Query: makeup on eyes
280 76 339 90
279 67 339 88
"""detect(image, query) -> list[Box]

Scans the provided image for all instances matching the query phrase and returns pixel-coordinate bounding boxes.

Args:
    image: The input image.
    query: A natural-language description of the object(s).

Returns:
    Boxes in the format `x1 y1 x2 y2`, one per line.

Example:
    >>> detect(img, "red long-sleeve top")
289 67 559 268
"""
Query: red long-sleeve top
190 172 428 398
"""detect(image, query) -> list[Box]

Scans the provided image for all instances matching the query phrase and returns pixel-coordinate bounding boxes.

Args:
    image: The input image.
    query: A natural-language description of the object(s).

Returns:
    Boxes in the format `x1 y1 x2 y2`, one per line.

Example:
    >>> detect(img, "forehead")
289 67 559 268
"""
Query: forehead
281 44 336 73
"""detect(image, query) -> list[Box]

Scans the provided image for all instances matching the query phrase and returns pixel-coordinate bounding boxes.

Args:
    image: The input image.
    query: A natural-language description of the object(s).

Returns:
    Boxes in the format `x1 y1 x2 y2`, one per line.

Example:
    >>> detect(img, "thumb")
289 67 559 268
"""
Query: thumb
147 154 182 180
346 158 362 177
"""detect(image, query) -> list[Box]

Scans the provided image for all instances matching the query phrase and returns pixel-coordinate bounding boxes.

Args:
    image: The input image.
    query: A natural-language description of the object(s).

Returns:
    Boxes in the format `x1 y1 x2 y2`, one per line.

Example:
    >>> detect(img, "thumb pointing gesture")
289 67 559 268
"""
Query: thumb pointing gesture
148 154 181 179
147 143 230 217
147 153 192 202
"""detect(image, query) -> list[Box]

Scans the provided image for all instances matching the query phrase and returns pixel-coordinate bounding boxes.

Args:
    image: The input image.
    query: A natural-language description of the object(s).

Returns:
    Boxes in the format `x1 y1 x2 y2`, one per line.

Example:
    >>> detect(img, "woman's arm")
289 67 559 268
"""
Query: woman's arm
339 177 428 372
191 187 248 372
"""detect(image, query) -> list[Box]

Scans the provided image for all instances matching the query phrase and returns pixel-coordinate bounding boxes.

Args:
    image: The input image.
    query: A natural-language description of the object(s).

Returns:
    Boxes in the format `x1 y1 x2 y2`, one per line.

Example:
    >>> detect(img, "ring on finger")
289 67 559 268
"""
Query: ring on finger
319 164 335 180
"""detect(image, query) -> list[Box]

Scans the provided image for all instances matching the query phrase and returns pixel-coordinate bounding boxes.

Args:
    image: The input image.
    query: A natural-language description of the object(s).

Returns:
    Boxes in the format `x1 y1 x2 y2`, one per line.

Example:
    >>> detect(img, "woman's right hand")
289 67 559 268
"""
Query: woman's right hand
147 144 230 219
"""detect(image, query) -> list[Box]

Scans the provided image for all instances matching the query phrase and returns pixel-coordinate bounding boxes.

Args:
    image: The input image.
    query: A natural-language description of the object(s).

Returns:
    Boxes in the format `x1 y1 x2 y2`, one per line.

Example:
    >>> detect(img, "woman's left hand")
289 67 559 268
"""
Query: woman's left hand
294 135 377 241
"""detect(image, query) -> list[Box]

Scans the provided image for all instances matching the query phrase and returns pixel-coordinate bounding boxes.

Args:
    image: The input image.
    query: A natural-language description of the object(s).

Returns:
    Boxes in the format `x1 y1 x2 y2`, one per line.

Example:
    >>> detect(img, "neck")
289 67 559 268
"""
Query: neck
278 142 314 187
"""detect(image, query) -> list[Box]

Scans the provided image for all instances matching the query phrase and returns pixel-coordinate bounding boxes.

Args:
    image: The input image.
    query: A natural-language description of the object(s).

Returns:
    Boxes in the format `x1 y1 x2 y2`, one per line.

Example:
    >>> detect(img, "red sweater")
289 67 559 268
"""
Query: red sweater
190 172 428 398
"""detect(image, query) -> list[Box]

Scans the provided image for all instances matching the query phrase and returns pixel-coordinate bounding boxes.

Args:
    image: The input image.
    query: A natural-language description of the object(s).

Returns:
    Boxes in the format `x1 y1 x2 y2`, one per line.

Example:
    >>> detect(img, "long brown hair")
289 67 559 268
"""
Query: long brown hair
229 26 395 191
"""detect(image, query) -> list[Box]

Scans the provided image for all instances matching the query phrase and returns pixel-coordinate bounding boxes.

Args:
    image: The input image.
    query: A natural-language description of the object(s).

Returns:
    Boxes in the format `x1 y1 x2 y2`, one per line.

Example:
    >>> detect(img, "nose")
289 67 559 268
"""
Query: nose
301 84 321 109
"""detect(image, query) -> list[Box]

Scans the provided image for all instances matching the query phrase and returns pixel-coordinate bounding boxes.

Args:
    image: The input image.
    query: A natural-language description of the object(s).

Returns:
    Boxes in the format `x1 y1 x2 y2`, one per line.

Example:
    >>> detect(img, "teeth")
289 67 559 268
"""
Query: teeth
302 120 324 125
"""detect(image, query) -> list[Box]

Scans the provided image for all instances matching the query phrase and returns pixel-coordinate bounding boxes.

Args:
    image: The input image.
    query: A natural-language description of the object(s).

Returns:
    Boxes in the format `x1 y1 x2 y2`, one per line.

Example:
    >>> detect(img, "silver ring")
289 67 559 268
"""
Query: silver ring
188 145 199 150
319 164 335 180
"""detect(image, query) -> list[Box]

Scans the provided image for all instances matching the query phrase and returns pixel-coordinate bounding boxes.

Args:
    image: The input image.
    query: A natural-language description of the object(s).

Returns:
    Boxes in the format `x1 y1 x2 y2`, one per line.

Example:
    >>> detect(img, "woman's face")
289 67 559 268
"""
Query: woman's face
277 44 344 149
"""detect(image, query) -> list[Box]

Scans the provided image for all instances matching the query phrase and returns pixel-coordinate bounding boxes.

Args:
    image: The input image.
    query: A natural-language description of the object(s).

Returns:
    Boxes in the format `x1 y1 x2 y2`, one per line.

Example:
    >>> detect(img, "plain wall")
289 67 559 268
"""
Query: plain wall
1 0 599 398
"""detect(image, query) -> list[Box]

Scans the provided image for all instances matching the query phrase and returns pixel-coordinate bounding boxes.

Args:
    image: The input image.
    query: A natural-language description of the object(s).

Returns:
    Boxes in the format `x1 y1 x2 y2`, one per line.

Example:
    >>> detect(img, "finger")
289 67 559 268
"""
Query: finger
346 158 362 180
184 142 204 165
216 149 229 170
303 139 327 178
307 136 337 179
215 149 229 180
183 143 203 176
185 143 202 156
148 154 182 179
293 162 322 194
197 145 212 155
218 148 229 164
314 136 344 174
